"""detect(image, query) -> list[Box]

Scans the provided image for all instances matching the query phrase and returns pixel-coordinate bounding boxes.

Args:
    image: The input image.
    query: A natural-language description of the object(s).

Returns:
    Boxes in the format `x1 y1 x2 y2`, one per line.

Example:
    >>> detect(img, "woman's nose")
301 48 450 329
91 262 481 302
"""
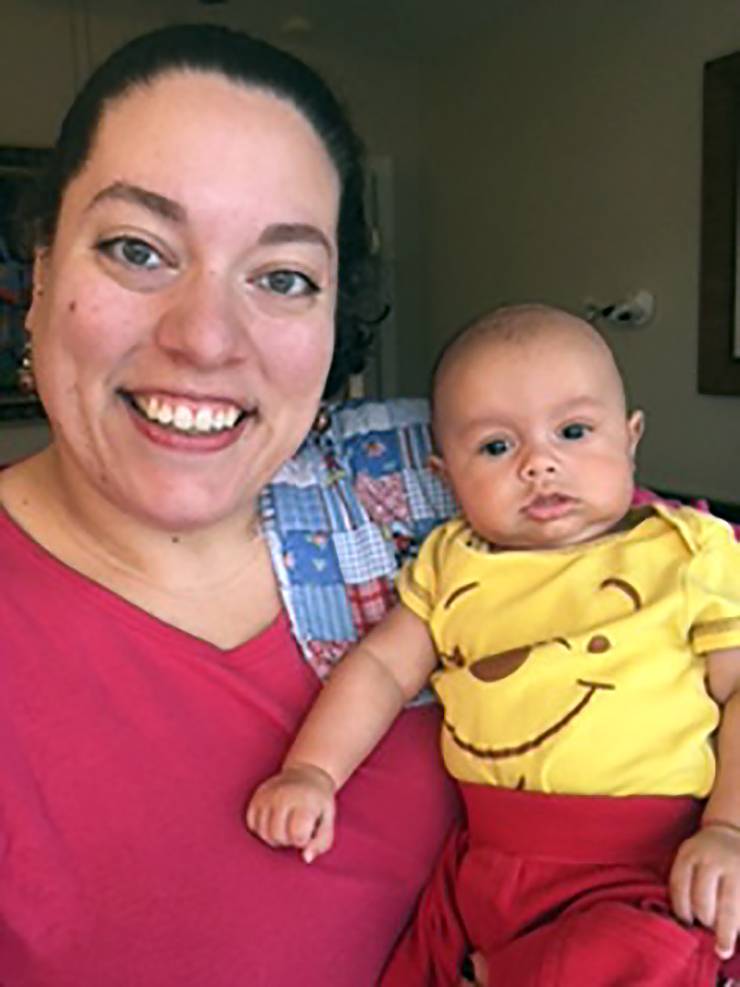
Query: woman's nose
154 269 249 369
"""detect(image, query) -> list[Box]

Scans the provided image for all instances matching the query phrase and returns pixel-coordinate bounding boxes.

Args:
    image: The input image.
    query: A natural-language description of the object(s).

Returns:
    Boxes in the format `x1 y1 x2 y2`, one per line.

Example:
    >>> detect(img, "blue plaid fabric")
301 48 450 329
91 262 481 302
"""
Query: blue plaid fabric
260 398 457 679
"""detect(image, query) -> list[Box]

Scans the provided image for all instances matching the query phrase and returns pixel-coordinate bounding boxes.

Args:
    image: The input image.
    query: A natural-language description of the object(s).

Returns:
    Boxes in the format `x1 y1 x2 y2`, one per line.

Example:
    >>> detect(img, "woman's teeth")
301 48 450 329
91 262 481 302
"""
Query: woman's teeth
132 395 242 434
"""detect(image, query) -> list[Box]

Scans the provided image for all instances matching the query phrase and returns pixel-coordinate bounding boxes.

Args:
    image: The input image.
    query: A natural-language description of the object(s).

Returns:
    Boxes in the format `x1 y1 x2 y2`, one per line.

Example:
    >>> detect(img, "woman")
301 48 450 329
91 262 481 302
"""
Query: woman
0 24 459 986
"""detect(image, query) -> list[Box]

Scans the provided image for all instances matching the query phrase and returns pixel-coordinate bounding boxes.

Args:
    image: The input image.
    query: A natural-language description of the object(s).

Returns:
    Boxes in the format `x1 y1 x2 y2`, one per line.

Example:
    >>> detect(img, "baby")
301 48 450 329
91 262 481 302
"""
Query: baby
247 304 740 986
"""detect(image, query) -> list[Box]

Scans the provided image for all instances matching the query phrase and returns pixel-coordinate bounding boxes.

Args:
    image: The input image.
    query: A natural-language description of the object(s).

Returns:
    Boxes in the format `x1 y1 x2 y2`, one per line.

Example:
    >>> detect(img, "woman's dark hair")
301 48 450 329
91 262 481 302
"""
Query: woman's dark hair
33 23 379 396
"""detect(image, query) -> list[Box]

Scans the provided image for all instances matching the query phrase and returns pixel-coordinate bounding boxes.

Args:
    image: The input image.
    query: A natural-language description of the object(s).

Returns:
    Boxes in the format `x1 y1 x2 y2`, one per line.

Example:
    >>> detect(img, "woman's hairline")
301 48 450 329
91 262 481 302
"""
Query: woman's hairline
39 67 342 247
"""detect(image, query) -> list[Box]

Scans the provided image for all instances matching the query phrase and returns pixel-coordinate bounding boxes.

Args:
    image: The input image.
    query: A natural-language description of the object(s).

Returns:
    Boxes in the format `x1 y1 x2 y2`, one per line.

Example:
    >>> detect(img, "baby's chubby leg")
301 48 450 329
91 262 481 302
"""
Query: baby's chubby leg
380 826 470 987
480 900 719 987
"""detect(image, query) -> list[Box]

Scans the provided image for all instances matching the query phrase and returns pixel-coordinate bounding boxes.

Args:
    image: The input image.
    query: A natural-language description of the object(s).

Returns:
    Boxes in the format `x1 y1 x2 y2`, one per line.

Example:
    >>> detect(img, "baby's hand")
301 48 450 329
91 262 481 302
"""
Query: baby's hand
669 823 740 961
246 763 336 863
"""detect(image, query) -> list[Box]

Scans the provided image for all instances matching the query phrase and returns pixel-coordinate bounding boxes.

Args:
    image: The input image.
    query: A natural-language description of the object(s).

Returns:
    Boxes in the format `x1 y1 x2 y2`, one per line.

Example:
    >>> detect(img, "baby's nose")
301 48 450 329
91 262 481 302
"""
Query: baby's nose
518 442 558 481
520 458 557 480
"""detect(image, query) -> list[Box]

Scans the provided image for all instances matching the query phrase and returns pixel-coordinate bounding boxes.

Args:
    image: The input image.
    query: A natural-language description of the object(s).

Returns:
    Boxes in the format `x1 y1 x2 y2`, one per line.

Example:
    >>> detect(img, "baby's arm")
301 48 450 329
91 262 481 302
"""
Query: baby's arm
246 604 438 862
670 646 740 959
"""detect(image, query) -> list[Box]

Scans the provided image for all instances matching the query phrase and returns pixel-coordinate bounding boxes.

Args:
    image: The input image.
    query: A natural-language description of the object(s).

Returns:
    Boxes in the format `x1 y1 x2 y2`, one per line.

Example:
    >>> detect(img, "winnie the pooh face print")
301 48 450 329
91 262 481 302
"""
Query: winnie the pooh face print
432 569 648 792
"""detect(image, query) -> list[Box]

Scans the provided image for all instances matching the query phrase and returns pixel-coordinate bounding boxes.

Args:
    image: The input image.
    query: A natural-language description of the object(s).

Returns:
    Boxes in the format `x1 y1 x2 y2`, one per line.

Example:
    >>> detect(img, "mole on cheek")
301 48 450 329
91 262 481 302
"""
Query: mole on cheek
68 301 77 313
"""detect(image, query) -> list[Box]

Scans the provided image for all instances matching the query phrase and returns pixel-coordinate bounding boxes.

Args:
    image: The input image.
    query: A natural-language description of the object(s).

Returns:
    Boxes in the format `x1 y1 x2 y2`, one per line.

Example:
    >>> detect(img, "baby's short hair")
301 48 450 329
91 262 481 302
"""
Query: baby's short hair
431 303 585 405
429 303 628 447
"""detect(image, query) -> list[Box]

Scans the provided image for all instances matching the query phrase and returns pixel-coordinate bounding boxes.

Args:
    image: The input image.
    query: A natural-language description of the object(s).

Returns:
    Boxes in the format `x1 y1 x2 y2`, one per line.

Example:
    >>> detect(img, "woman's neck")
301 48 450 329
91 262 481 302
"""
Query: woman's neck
4 446 259 584
0 447 280 648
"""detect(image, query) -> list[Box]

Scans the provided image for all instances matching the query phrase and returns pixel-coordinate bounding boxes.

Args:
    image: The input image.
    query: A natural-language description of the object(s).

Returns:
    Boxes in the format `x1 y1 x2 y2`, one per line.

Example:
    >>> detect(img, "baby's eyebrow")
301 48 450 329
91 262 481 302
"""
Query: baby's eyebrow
553 395 604 414
458 415 508 438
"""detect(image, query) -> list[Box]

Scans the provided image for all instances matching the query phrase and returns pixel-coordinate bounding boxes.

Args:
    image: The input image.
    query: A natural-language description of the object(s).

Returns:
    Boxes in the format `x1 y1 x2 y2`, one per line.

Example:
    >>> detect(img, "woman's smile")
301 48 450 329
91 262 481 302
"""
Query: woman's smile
122 389 253 452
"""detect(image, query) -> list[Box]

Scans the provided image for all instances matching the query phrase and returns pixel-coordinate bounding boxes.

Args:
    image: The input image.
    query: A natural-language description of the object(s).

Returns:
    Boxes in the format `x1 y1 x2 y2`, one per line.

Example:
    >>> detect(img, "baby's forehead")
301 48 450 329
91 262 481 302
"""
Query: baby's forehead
436 315 606 388
432 310 627 432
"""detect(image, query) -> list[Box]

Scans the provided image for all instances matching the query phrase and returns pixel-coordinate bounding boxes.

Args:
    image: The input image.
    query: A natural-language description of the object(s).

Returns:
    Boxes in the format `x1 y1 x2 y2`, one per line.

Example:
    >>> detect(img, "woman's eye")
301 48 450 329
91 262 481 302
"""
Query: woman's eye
98 236 164 271
561 422 591 440
482 439 510 457
255 270 319 297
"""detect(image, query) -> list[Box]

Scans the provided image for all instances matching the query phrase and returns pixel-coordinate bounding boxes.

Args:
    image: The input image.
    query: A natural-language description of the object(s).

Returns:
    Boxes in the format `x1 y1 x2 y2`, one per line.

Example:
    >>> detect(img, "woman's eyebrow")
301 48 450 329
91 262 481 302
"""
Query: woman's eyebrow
86 182 185 223
257 223 333 257
85 188 333 257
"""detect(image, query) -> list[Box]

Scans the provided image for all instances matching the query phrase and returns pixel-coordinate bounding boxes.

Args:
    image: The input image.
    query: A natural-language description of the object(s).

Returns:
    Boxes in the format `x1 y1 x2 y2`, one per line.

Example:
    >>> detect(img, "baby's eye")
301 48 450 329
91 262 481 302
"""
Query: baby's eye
481 438 510 457
560 422 591 441
97 236 164 271
254 270 319 297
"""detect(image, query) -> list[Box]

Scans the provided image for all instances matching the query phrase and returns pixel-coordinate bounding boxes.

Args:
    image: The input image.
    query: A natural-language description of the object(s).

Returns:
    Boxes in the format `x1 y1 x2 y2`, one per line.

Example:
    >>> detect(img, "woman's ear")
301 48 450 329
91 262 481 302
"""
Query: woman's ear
627 409 645 461
25 248 49 335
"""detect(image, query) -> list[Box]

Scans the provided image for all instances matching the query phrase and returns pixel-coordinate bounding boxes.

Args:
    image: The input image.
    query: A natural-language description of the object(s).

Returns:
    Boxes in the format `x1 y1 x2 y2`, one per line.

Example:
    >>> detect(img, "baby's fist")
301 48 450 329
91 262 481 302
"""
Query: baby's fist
246 763 337 863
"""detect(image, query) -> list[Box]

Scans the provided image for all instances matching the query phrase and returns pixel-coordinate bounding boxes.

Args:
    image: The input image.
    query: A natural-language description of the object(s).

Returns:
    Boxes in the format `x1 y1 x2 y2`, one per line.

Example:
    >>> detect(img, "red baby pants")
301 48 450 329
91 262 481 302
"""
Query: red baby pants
381 785 725 987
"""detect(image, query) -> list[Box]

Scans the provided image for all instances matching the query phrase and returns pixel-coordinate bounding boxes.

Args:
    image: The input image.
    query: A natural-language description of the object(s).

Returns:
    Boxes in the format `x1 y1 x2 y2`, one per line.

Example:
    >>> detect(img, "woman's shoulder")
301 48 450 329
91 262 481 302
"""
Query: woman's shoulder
261 398 457 678
327 397 431 440
268 396 454 531
266 397 455 545
321 397 455 535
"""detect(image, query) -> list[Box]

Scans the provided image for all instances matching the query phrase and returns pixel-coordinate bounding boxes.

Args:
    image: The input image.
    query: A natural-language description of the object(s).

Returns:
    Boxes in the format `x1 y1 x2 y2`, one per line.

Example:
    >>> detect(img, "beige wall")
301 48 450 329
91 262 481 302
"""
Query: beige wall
2 0 739 501
416 0 740 501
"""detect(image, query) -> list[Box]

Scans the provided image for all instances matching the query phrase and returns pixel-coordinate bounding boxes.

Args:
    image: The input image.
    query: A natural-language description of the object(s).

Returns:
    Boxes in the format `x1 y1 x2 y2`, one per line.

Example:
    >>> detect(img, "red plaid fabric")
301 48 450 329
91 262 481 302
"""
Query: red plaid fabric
347 578 397 639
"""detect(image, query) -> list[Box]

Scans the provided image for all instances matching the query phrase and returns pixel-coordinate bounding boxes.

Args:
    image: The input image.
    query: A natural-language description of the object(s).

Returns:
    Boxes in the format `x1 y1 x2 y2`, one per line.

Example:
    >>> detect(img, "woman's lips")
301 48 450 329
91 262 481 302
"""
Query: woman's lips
120 390 254 452
122 390 250 435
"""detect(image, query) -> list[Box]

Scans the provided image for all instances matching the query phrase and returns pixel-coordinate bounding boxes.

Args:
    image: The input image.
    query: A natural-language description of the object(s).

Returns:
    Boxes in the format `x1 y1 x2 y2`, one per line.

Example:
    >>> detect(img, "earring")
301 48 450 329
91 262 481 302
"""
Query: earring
312 403 331 436
17 335 36 394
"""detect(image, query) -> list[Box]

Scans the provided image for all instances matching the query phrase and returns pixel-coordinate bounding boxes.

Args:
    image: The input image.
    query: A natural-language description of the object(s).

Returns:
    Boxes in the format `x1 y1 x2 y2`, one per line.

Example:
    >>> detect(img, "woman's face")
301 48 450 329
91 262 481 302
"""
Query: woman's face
27 71 340 530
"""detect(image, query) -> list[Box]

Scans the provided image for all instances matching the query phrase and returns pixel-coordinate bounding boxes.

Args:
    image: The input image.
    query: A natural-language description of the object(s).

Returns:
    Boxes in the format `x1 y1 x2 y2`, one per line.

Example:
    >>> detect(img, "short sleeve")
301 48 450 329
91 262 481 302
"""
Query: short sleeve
687 514 740 654
396 522 451 624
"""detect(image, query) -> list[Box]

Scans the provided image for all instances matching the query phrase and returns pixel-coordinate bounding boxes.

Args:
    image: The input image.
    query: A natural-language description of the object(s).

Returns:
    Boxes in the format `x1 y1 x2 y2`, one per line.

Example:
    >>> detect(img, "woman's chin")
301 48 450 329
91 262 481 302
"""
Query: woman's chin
121 481 255 535
72 455 258 535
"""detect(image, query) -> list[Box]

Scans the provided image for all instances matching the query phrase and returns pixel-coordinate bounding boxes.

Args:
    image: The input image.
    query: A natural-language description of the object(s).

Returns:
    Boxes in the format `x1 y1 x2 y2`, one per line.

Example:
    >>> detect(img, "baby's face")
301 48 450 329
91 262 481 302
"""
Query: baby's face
432 328 643 550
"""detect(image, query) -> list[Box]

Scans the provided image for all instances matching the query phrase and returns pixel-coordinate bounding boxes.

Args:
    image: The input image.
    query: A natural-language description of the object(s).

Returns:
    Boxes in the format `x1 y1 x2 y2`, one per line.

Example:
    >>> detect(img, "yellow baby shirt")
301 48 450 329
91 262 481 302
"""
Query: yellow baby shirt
398 506 740 796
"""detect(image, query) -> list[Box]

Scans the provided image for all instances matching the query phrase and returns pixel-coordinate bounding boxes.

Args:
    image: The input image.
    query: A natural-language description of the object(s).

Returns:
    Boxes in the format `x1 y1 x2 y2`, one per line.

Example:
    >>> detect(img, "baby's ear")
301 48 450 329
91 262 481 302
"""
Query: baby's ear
627 410 645 459
428 453 451 485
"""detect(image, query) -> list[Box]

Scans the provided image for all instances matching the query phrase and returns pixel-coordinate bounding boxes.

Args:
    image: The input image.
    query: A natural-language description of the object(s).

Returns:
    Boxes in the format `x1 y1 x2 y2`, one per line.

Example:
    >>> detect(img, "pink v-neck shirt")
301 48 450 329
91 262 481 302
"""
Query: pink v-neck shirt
0 512 458 986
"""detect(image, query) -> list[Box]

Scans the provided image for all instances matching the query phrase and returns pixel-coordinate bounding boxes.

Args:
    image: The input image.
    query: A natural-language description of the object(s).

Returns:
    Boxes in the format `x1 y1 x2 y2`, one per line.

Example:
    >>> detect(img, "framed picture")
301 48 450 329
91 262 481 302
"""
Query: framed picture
698 53 740 395
0 146 49 420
